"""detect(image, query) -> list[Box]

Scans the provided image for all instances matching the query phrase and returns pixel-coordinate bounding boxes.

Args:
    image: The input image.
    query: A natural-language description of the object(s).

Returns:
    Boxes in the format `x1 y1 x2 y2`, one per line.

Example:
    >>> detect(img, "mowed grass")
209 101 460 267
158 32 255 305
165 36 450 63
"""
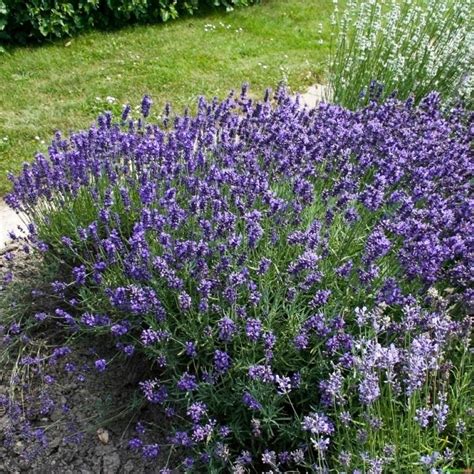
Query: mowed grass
0 0 332 196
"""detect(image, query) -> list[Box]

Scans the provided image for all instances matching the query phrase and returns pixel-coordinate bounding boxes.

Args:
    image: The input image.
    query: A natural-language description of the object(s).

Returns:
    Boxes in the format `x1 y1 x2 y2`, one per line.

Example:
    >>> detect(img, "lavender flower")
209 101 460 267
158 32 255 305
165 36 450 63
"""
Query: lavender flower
248 364 274 383
310 289 331 308
455 419 466 434
178 292 192 311
359 371 380 405
139 379 168 404
319 369 344 406
142 443 160 458
363 228 391 264
433 394 449 432
141 95 153 118
214 350 232 374
94 359 106 372
302 412 334 435
242 392 262 411
257 257 272 275
414 408 432 428
187 402 207 423
262 449 277 466
245 318 262 342
270 375 290 395
218 317 237 342
184 341 197 358
72 265 86 285
177 372 198 392
128 437 142 450
312 436 330 452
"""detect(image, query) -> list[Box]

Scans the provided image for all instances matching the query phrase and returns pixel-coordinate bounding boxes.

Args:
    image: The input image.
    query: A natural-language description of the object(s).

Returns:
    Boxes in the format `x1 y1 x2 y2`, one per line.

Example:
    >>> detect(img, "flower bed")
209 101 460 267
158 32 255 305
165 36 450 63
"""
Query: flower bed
2 87 473 471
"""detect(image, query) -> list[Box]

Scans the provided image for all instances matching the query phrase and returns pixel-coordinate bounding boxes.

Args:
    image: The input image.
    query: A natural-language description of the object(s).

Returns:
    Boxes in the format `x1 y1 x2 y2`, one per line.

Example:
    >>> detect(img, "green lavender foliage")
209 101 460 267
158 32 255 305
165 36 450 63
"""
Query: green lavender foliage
327 0 474 108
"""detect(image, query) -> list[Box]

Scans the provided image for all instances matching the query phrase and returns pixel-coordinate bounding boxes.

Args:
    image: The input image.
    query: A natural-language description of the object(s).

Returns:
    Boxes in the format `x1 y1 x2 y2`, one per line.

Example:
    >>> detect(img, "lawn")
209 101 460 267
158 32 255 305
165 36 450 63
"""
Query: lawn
0 0 332 196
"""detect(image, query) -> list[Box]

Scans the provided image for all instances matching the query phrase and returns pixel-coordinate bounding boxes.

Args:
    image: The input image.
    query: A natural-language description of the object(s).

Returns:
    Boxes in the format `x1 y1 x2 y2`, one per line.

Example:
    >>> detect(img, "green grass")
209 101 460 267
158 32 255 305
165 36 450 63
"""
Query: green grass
0 0 332 196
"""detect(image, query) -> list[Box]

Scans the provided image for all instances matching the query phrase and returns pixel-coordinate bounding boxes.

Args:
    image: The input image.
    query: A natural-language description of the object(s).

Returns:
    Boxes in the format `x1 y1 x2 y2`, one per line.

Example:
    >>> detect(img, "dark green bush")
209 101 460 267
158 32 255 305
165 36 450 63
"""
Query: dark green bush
0 0 258 43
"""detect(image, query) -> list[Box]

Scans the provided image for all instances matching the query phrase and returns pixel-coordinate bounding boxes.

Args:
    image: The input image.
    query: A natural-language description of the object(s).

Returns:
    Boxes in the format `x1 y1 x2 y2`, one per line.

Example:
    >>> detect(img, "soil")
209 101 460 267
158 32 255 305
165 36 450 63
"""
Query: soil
0 246 176 474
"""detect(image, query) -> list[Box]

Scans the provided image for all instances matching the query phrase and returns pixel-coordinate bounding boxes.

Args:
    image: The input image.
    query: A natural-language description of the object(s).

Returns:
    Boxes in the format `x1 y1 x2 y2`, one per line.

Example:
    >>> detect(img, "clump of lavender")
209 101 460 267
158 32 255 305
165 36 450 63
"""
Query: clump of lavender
328 0 473 108
4 86 473 471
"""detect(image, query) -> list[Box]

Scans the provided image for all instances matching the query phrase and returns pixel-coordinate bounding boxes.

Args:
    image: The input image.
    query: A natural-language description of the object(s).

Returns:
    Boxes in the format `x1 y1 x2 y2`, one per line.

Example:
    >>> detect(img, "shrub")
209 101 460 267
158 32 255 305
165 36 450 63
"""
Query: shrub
327 0 474 109
0 0 258 43
4 88 473 471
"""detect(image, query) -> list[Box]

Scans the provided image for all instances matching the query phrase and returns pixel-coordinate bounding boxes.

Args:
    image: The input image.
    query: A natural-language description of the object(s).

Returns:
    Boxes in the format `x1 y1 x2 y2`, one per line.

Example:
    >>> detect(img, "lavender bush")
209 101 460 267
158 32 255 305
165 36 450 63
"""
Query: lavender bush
3 87 473 471
327 0 473 109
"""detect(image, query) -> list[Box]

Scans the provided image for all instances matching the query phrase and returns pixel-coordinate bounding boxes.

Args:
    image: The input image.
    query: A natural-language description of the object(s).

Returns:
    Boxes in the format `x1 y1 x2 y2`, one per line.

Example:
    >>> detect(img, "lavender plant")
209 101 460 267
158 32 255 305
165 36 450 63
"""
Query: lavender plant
3 87 473 471
327 0 474 109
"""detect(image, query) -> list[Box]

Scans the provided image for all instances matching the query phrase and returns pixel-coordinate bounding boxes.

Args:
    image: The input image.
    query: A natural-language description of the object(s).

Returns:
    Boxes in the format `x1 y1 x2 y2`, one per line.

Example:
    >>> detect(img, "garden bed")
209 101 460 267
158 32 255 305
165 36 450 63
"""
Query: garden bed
0 249 175 473
1 87 472 472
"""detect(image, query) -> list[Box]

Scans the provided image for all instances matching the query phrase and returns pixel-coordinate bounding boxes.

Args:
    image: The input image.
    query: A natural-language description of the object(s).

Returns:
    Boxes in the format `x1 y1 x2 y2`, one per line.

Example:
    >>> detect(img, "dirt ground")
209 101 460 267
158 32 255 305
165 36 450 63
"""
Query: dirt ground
0 245 176 473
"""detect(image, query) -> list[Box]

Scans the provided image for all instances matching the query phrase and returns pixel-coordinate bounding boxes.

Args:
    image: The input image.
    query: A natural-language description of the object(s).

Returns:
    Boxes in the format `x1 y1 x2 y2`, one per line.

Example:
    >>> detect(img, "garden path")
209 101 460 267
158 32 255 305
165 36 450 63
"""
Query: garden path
298 84 328 108
0 201 24 250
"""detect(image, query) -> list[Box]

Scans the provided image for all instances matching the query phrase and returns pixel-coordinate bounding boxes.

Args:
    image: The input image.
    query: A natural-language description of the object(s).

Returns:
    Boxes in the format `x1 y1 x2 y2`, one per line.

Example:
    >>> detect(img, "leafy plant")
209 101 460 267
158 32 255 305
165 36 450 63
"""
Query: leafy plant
0 0 259 43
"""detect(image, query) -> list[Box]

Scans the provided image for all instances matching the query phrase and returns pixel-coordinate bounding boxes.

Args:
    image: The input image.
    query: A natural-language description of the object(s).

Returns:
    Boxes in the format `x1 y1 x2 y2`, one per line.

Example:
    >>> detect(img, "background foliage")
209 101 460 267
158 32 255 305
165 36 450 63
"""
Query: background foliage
0 0 258 42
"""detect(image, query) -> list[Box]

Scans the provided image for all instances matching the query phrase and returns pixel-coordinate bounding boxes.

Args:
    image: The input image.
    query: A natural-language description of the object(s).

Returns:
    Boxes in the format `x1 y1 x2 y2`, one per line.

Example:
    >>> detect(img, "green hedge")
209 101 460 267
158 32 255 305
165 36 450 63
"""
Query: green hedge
0 0 258 43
